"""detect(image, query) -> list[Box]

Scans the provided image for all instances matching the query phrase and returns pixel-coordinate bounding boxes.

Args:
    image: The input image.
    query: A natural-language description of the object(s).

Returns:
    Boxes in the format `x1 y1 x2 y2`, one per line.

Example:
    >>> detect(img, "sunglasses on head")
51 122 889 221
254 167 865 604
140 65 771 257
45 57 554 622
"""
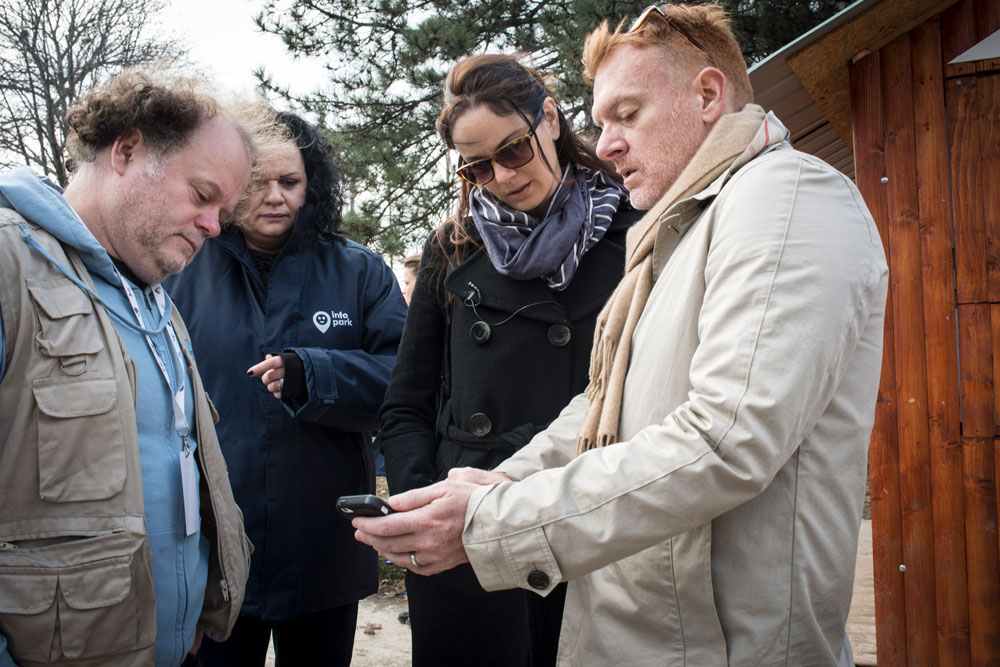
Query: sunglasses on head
456 103 546 187
628 5 720 70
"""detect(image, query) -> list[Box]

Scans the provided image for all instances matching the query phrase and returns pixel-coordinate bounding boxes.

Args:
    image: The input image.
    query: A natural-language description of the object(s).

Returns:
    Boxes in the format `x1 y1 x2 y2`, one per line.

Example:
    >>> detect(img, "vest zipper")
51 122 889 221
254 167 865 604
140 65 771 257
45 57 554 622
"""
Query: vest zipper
0 542 17 551
220 578 230 601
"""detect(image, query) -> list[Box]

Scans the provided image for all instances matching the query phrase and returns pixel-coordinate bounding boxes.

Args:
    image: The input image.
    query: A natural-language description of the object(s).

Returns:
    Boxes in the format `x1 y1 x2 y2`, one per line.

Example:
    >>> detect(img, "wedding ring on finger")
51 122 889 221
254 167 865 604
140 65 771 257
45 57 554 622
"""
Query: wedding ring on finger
277 378 285 392
410 552 421 568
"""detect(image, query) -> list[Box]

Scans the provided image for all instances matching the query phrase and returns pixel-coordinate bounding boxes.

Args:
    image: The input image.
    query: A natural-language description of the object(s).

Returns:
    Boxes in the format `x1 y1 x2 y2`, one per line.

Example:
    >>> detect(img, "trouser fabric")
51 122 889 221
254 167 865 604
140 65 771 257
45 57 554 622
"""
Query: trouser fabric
197 602 359 667
406 563 566 666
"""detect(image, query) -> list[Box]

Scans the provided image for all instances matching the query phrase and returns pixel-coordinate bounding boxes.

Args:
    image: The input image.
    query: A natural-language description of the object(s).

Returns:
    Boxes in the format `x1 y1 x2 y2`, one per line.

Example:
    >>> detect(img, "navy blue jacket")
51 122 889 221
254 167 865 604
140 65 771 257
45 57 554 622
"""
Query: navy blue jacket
164 208 406 620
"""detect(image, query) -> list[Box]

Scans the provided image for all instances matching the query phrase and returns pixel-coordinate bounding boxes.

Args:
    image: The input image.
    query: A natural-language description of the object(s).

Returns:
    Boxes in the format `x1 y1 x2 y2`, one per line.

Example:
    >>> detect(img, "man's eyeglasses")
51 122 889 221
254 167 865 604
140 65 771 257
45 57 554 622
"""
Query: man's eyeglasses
628 5 720 70
456 104 546 187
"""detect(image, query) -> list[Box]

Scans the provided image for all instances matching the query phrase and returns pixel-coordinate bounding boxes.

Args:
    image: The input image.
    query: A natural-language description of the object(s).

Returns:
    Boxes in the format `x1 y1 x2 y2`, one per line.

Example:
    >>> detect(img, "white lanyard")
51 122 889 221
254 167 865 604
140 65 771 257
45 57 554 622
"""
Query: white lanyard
117 274 191 453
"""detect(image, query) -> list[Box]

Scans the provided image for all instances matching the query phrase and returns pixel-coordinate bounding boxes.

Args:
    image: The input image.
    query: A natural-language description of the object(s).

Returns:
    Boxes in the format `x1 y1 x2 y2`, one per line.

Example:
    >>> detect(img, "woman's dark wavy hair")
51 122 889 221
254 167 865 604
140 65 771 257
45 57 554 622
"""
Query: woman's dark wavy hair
275 111 345 244
432 54 621 274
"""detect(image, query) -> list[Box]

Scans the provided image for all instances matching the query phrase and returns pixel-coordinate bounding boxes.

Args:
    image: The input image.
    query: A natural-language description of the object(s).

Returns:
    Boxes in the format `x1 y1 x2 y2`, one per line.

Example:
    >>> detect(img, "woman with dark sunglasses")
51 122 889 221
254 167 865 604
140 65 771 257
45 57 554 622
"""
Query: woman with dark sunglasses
378 54 642 666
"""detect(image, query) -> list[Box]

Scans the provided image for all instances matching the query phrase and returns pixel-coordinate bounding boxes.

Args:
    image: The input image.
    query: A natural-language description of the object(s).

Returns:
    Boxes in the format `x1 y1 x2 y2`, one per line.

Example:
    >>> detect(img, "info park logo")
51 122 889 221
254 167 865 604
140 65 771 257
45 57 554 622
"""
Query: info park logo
312 310 353 333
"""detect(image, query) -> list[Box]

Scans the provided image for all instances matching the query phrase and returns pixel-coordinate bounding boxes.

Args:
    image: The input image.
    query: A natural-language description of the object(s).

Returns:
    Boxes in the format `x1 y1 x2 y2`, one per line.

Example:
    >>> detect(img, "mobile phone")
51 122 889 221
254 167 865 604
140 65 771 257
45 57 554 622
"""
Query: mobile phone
336 494 394 518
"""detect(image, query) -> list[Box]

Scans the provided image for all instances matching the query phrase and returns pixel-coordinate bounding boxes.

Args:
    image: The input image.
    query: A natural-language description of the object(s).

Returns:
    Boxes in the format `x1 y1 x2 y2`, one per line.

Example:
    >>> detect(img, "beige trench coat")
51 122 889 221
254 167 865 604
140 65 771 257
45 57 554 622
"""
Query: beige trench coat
463 115 888 666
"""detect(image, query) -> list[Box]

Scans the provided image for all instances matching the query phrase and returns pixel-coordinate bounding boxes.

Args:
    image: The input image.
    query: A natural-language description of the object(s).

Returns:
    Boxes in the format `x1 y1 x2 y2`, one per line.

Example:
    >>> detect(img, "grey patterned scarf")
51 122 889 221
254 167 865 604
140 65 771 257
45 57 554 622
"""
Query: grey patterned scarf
469 165 628 290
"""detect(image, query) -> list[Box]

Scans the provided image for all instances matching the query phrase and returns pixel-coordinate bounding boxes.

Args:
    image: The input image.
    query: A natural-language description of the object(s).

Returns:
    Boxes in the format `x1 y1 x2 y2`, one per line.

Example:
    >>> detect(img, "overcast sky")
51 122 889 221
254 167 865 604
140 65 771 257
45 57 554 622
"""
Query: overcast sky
160 0 328 100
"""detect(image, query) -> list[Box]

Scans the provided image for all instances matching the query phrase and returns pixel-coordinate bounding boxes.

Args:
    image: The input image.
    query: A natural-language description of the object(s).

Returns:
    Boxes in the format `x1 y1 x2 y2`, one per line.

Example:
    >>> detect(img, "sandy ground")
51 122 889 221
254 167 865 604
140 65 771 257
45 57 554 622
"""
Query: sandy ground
348 595 412 667
847 519 877 666
263 520 877 667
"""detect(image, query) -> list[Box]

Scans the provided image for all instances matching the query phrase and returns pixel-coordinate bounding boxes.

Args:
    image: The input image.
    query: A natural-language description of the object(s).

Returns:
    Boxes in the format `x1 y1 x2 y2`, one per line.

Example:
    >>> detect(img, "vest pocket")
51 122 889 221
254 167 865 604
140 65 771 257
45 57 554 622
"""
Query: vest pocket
26 280 103 358
32 375 127 501
0 532 156 663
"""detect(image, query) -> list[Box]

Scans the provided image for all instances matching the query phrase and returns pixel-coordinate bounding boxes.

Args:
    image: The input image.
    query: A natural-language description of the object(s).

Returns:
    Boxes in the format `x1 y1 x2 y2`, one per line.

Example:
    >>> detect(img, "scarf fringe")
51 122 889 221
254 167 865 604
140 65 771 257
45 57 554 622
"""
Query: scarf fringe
577 431 619 454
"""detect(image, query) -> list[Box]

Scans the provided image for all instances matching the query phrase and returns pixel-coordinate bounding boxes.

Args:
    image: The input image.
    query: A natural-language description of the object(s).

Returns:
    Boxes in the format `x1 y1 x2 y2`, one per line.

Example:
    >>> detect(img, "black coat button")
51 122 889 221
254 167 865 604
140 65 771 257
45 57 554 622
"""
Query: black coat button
527 570 550 590
548 324 571 347
468 413 492 437
470 321 491 344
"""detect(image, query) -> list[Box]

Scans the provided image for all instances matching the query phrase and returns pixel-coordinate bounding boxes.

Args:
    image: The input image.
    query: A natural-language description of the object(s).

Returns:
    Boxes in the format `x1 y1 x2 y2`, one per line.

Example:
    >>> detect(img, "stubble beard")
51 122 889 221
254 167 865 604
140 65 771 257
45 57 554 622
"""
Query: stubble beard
629 103 704 211
115 166 187 285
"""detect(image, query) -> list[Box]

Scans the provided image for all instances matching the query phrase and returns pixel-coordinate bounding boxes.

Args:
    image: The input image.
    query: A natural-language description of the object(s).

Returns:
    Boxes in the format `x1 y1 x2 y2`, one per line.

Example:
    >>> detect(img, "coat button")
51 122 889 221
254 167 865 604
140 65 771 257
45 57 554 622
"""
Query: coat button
470 321 491 344
527 570 550 590
548 324 571 347
468 413 492 437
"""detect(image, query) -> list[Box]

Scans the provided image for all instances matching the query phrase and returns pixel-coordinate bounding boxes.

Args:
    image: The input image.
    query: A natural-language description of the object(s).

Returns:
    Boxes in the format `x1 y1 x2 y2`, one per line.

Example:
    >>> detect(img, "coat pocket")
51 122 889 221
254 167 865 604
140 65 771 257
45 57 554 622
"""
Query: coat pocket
0 532 156 663
32 375 127 501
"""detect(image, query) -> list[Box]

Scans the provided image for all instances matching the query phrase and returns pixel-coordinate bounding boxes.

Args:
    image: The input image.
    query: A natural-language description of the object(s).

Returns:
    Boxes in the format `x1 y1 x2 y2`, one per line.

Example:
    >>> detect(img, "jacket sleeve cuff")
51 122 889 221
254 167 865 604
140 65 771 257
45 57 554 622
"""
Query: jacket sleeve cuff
462 483 563 597
282 346 339 417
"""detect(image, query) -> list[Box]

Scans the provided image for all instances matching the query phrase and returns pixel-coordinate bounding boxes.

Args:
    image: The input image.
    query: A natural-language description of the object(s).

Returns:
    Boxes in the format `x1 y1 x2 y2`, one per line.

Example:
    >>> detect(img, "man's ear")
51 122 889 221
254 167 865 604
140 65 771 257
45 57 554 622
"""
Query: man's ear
110 129 145 176
695 67 727 125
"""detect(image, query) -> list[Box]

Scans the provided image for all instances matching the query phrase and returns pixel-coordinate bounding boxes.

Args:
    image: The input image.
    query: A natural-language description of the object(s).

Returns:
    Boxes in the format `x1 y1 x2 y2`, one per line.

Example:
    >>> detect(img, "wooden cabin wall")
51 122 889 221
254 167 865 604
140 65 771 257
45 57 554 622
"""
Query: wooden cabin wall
849 0 1000 664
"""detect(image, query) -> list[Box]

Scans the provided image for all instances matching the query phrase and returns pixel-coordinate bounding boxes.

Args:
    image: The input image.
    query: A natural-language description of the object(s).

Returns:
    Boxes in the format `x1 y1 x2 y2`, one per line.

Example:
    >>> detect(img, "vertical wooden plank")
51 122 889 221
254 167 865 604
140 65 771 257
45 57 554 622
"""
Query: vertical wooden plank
958 305 1000 664
996 438 1000 585
947 75 988 305
881 34 939 664
850 49 908 667
991 313 1000 586
942 0 978 78
992 306 1000 450
958 305 995 437
973 0 1000 73
961 439 1000 665
981 75 1000 303
911 18 973 665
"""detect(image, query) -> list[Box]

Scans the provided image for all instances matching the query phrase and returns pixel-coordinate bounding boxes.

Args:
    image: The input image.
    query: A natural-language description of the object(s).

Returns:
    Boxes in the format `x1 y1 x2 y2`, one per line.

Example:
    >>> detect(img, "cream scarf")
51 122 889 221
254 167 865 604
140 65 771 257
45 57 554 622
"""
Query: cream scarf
578 104 771 453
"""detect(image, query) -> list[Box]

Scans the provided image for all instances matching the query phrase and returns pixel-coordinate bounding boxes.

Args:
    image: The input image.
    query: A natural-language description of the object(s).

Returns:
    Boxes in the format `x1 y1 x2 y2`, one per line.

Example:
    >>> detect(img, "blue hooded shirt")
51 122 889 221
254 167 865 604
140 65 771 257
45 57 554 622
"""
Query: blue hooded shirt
0 167 208 667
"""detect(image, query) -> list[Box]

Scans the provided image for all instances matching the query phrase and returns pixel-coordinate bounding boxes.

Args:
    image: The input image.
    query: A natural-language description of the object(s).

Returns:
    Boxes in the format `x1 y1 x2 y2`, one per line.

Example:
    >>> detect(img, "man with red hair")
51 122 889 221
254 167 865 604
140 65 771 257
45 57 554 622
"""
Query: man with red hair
355 5 886 664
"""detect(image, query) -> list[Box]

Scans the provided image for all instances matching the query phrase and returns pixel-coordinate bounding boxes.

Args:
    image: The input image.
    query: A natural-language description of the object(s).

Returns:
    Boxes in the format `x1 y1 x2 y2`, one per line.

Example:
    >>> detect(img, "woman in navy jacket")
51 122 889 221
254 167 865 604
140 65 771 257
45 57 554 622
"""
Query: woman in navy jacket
165 112 406 666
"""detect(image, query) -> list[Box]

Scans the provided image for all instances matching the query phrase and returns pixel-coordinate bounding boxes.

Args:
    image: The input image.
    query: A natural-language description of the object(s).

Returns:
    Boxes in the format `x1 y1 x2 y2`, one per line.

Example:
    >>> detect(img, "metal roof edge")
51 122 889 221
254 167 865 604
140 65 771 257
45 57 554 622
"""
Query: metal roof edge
749 0 883 76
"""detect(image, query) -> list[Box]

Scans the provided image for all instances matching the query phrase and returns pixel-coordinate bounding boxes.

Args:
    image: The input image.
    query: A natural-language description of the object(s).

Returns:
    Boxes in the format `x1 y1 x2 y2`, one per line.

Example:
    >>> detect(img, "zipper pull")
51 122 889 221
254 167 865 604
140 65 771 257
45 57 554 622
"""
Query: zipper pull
220 579 230 601
0 542 17 551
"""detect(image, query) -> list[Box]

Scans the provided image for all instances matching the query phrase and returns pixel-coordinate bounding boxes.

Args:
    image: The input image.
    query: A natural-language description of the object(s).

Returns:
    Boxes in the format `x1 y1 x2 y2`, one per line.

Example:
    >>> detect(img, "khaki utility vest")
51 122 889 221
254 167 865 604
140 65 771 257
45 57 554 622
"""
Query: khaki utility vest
0 208 250 666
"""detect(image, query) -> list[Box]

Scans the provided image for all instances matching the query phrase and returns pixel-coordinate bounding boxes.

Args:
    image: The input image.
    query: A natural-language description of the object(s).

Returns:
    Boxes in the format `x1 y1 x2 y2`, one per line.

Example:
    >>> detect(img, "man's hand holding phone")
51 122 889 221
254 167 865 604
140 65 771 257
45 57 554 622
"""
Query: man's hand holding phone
349 468 511 575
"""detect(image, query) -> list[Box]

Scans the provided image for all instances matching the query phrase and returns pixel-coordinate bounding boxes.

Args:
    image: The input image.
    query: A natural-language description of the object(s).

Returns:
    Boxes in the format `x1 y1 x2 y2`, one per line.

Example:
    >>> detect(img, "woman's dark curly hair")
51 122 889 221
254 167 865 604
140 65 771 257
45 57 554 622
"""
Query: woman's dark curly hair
65 70 217 166
274 111 345 244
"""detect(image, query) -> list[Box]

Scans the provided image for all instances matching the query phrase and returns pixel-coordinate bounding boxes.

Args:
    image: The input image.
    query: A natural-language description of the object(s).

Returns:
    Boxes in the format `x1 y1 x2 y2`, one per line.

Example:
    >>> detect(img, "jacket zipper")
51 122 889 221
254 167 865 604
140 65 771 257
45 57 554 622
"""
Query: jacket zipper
0 542 17 550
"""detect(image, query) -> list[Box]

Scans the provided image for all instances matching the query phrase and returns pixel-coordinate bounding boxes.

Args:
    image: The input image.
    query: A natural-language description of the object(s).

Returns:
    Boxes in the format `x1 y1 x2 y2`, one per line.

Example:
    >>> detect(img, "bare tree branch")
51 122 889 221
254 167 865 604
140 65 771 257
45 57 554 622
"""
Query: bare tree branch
0 0 186 185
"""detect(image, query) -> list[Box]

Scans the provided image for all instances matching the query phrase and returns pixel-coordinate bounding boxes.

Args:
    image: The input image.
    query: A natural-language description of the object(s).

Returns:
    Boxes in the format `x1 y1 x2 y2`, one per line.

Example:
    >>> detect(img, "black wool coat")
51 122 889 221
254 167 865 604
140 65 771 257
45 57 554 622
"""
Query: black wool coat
380 205 642 495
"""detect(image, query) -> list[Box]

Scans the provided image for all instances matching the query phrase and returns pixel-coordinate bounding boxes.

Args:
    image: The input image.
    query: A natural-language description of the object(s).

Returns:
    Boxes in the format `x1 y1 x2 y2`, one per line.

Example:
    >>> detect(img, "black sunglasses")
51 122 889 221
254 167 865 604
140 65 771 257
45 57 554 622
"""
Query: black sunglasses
456 104 546 187
628 5 721 70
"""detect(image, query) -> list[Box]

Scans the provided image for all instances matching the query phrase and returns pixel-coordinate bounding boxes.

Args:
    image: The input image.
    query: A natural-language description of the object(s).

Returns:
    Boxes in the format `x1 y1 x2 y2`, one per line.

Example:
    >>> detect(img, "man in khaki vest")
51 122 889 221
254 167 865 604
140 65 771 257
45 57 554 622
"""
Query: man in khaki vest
0 71 255 666
354 4 888 665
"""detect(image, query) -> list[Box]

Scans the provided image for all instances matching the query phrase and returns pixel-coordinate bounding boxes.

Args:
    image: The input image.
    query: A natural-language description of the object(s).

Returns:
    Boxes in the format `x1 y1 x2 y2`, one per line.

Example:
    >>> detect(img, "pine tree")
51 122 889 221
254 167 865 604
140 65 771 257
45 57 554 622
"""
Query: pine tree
257 0 843 255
